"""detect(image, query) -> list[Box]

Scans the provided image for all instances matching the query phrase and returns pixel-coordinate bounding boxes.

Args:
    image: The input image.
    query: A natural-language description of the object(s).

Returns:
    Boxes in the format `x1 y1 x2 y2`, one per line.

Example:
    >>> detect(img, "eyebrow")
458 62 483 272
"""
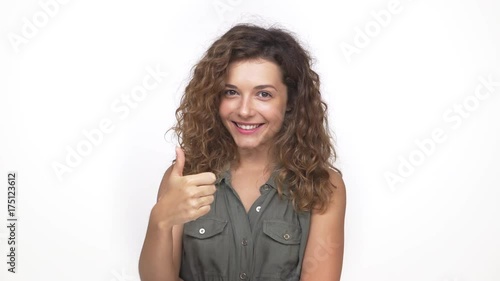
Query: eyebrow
225 83 278 92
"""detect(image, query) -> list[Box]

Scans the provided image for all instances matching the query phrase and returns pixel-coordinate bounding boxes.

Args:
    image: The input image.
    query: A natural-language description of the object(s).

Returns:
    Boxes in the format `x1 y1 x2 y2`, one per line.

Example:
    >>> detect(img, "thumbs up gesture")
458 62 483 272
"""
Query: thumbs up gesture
152 147 217 228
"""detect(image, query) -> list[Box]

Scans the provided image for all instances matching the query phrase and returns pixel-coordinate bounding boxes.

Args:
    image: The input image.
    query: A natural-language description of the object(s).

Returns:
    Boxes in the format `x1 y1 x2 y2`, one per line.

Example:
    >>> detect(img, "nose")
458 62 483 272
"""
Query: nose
237 94 255 118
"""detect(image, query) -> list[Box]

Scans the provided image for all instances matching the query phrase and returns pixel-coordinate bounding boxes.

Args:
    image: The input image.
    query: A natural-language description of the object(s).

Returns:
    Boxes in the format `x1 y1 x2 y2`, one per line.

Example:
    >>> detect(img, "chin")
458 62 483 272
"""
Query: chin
233 140 259 149
235 143 258 150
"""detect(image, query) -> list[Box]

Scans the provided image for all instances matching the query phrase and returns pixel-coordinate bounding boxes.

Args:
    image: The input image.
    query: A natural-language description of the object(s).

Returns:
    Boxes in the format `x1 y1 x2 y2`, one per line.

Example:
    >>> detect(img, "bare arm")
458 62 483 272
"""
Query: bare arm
139 148 216 281
300 170 347 281
138 205 183 281
139 165 183 281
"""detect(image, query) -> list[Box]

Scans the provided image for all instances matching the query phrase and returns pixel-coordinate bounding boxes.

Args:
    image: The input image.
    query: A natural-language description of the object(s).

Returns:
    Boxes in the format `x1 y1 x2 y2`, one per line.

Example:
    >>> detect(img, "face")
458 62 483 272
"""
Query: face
219 59 288 153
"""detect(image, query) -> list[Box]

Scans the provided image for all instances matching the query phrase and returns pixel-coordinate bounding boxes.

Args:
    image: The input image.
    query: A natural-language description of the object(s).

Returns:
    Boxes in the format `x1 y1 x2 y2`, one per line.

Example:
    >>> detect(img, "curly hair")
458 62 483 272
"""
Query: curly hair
172 23 341 213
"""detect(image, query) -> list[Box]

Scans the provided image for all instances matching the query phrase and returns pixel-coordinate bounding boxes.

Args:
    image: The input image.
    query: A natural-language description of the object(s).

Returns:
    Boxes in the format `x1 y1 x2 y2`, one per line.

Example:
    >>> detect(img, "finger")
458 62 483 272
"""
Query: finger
183 172 217 186
192 185 217 197
172 147 185 177
196 205 211 218
187 204 211 222
194 195 215 209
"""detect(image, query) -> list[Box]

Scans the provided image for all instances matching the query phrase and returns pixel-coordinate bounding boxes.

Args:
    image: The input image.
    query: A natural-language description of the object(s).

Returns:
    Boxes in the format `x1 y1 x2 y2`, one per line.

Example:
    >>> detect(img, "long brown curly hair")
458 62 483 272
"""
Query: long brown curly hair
172 23 341 213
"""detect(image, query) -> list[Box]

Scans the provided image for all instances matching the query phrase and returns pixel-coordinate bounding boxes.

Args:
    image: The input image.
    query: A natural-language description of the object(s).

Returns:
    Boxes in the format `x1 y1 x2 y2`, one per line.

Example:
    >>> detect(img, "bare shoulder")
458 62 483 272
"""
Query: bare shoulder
163 163 175 178
157 163 175 202
310 168 346 216
325 168 346 211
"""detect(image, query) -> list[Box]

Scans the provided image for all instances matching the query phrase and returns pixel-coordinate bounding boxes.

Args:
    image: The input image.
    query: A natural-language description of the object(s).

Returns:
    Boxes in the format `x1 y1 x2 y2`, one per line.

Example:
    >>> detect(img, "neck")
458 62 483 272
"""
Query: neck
233 146 275 172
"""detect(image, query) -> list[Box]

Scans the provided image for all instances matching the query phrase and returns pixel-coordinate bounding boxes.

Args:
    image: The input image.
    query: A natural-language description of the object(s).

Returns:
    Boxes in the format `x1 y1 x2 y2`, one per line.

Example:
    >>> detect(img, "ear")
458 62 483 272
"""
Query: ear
285 94 294 113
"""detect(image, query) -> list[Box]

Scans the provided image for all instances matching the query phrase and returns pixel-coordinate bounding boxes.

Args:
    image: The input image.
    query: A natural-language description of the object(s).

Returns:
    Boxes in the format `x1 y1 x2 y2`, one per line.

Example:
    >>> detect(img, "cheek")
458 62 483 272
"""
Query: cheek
260 103 286 122
218 101 230 119
262 108 286 132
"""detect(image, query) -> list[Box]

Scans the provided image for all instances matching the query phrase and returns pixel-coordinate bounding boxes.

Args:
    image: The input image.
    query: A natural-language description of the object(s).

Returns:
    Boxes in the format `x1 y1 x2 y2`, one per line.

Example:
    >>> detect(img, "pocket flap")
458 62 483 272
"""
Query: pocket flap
184 217 227 239
263 220 301 245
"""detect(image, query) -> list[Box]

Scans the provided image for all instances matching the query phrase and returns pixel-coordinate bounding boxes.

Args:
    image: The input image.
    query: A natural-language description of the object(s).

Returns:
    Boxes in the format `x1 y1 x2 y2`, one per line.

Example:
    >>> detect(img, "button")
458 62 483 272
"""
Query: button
283 233 290 240
239 272 247 279
241 239 248 246
262 184 270 191
255 206 261 212
199 228 205 234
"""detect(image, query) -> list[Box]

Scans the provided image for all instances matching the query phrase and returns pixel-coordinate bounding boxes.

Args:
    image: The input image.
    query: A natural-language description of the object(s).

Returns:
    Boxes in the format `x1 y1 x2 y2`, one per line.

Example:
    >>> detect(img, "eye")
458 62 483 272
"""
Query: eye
257 91 272 98
224 89 238 96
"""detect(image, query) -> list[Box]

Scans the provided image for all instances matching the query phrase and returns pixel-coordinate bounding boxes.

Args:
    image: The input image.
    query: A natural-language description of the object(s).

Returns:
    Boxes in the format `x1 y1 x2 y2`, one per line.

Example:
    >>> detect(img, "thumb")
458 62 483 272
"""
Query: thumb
172 146 185 176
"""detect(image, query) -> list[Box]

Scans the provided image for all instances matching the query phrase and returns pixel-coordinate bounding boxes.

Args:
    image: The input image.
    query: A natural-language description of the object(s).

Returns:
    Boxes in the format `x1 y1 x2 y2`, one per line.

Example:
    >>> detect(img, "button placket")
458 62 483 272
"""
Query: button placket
223 177 254 281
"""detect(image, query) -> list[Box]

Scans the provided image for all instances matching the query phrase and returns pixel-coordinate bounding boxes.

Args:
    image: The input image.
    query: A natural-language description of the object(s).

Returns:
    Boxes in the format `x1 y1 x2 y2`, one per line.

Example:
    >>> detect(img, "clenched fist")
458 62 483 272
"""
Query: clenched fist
151 147 217 228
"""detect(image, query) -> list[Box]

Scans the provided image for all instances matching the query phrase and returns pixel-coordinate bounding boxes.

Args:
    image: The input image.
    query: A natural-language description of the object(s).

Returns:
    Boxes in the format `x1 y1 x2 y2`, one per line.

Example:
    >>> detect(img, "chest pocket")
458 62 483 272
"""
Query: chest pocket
255 219 303 279
184 217 227 239
263 220 302 245
182 217 229 277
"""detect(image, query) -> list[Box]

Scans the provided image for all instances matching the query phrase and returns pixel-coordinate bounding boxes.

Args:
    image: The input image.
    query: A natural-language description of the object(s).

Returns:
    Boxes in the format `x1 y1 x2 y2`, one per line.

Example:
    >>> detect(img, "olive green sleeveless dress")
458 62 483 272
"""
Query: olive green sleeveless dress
179 168 311 281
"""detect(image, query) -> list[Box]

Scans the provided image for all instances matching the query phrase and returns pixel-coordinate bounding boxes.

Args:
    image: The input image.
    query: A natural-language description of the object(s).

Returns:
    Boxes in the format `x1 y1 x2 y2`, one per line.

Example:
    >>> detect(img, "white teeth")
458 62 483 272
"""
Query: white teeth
236 123 260 130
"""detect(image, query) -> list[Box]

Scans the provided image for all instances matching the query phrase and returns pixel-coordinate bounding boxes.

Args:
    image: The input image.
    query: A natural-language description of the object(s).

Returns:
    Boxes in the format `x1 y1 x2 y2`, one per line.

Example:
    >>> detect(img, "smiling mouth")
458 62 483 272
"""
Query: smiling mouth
232 122 264 130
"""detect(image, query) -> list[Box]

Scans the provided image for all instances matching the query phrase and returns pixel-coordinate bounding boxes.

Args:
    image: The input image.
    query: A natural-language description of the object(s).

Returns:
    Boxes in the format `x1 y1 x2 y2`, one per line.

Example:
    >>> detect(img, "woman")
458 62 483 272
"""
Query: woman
139 23 346 281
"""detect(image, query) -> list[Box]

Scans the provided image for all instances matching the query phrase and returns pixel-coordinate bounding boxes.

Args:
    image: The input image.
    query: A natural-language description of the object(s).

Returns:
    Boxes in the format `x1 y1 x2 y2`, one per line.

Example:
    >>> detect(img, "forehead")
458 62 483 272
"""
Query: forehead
225 59 283 84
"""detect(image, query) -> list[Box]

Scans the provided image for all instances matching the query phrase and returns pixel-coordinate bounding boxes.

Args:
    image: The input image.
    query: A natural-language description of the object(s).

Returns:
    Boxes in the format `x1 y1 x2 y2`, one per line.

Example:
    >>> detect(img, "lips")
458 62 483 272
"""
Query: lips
231 121 264 134
234 122 263 130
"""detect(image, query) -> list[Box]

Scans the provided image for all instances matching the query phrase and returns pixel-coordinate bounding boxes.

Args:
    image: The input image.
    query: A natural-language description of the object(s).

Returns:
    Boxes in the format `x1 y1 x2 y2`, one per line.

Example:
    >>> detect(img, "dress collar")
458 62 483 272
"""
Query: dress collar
215 166 289 196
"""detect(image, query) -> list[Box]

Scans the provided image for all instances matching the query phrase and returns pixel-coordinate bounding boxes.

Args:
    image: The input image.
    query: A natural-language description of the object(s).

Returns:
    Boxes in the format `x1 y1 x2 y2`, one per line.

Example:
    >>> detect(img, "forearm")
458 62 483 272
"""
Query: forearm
139 208 180 281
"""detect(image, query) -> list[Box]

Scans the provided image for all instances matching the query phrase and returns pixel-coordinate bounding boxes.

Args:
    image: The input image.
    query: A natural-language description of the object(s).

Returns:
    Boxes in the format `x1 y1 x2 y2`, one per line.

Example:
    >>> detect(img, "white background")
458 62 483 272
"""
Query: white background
1 0 499 280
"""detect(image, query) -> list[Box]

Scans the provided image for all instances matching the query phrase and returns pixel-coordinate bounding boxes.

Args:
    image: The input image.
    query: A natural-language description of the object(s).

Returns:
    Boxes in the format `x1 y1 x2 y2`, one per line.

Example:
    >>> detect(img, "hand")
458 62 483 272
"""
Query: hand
152 147 217 228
